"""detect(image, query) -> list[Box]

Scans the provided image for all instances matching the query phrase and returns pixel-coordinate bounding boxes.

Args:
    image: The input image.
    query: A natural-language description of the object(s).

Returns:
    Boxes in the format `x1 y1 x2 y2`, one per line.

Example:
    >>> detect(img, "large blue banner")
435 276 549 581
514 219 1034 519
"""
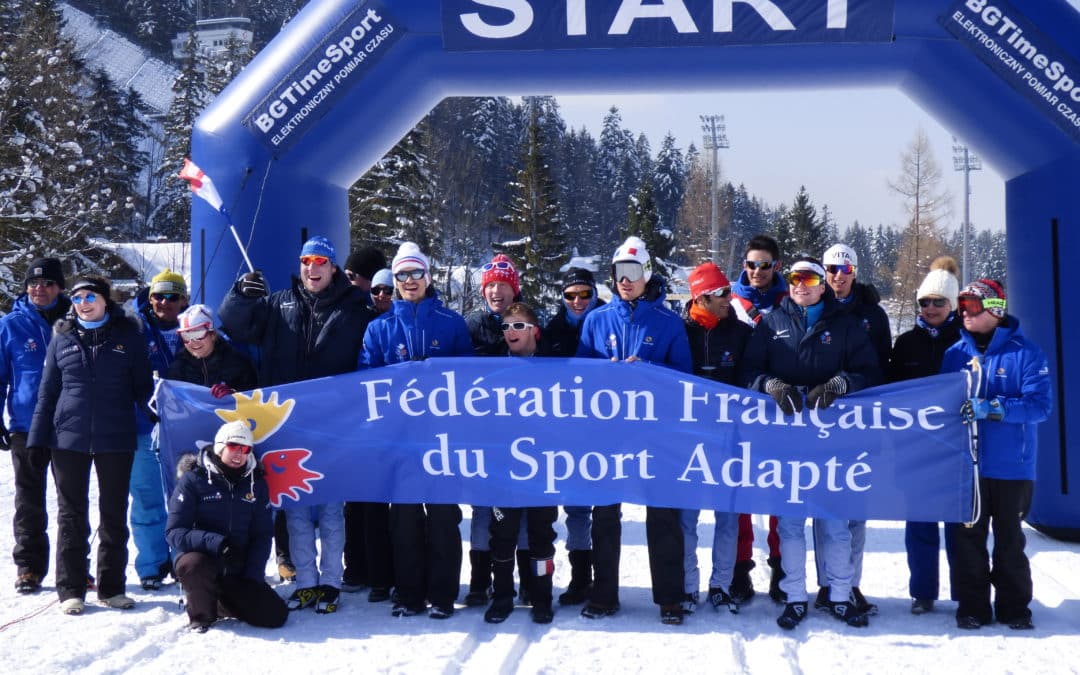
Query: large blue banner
441 0 895 51
157 358 974 522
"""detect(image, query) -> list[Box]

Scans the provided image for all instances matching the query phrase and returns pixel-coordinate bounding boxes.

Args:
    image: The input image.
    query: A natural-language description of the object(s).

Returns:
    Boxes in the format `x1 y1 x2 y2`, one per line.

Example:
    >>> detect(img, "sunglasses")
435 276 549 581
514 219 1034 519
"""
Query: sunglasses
563 289 594 301
826 264 856 275
500 321 535 331
224 442 252 455
71 293 98 305
745 260 775 271
394 269 426 282
151 293 181 303
612 262 645 283
958 296 1006 316
371 286 394 297
919 297 949 309
705 288 733 299
27 279 57 289
786 272 823 287
482 261 514 272
300 255 330 266
179 327 212 343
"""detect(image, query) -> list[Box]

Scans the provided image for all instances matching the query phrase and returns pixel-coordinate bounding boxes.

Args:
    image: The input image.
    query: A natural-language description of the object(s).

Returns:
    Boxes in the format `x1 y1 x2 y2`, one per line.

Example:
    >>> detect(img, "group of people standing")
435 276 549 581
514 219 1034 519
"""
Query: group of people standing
0 230 1050 634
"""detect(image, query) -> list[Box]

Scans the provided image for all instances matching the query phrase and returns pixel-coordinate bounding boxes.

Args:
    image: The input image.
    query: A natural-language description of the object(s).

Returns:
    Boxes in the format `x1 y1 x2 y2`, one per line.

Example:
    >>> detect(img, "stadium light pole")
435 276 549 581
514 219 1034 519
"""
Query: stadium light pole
700 114 729 262
952 137 982 286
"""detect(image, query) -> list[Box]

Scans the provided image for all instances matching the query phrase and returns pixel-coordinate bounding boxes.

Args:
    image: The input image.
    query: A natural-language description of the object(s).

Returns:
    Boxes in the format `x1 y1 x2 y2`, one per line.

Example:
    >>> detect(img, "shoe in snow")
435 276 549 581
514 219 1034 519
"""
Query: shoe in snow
580 602 619 619
484 599 514 624
15 572 42 595
814 586 831 611
558 549 592 606
316 586 340 614
464 587 492 607
61 598 85 615
429 604 455 619
391 601 425 617
728 559 756 605
956 614 983 630
101 594 135 609
850 587 878 616
367 586 391 603
188 621 212 633
1006 616 1034 630
680 591 699 615
340 578 367 593
660 603 684 625
708 587 738 614
531 604 554 624
776 601 808 630
287 587 319 611
911 598 934 615
278 562 297 583
829 600 868 627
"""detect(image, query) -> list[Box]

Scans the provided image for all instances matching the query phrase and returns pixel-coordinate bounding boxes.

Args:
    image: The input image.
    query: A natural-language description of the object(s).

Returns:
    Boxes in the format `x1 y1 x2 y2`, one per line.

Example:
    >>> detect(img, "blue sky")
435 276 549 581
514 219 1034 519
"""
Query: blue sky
557 88 1005 236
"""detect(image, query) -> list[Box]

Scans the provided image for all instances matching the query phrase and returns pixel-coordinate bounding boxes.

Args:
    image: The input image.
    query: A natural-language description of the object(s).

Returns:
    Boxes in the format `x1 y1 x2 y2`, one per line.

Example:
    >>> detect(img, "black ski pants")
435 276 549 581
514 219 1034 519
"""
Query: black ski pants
344 501 393 588
390 503 462 608
489 506 557 563
588 504 684 608
175 551 287 628
11 432 51 577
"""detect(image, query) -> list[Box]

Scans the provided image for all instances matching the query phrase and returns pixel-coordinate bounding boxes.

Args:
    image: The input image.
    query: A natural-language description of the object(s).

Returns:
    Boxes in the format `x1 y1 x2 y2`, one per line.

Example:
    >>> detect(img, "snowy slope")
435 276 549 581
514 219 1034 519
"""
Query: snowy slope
0 455 1078 674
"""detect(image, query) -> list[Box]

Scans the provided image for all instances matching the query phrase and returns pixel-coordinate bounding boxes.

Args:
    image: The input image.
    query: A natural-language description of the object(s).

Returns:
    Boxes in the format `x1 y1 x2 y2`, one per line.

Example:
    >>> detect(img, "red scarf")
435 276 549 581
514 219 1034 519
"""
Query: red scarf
689 302 719 330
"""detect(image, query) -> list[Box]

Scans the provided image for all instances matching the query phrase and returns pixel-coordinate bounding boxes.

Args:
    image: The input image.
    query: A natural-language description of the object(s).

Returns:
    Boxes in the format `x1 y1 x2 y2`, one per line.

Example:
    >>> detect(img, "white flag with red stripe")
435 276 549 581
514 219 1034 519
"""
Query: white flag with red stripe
178 158 225 213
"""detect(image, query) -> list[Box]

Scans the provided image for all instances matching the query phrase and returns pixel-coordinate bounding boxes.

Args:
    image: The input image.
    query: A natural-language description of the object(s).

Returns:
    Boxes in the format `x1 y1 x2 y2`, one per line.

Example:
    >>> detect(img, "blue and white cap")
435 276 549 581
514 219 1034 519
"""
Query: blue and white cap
300 236 336 264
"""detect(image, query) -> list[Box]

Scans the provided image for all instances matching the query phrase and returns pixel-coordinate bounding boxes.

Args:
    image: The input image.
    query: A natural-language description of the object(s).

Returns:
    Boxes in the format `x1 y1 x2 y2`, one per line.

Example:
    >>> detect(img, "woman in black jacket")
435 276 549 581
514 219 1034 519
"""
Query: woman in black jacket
165 304 257 395
167 420 287 632
28 274 154 615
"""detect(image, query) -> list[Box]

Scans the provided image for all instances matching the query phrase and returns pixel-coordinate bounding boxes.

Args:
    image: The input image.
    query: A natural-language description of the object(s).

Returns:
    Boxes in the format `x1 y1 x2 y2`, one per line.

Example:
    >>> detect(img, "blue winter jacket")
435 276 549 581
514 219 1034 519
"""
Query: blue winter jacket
940 316 1051 480
0 294 69 432
741 294 881 394
128 289 181 434
219 271 373 385
28 305 154 453
360 291 473 367
837 281 892 374
575 278 693 374
166 449 273 581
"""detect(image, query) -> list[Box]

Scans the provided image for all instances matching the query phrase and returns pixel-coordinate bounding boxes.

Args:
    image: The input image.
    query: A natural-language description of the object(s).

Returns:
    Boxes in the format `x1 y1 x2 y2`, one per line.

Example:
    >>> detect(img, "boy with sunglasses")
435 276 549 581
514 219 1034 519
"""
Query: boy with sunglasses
543 267 606 606
741 256 880 630
941 279 1051 631
679 262 752 616
0 257 69 594
576 236 693 625
220 235 373 612
889 257 963 616
813 244 892 617
126 268 190 591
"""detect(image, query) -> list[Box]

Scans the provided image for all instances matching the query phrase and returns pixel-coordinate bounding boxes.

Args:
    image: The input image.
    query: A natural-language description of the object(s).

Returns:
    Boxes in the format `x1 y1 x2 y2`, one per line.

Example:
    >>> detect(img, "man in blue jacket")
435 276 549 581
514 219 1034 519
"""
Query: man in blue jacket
0 257 69 594
576 236 693 625
942 279 1051 631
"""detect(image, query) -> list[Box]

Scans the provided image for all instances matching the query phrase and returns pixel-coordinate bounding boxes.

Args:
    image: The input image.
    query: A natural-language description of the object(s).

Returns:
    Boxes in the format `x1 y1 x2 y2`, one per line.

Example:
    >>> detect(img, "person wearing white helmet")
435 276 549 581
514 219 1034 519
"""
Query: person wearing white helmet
576 236 693 625
167 420 287 633
814 243 892 617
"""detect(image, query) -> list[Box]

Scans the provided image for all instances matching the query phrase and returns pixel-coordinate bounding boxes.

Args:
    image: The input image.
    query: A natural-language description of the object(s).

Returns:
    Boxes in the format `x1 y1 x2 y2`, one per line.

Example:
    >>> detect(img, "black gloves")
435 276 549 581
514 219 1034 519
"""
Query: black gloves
239 271 268 298
765 378 802 415
0 422 9 451
806 375 848 410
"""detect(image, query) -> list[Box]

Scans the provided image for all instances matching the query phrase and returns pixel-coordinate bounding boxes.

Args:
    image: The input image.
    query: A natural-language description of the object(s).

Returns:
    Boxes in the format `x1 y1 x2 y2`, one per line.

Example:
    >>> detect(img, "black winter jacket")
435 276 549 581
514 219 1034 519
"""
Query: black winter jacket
837 282 892 374
545 301 606 357
887 315 962 383
218 271 373 385
166 339 258 391
28 304 154 453
166 449 273 581
684 314 752 385
466 309 509 357
742 294 882 393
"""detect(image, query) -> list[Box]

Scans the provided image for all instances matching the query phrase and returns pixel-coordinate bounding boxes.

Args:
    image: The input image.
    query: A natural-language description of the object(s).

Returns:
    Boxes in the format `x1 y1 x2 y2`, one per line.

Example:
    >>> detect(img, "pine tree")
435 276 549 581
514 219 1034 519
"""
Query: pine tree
674 147 711 266
787 186 826 256
625 178 674 277
205 31 254 97
500 98 565 308
653 132 686 241
562 127 600 256
594 106 636 253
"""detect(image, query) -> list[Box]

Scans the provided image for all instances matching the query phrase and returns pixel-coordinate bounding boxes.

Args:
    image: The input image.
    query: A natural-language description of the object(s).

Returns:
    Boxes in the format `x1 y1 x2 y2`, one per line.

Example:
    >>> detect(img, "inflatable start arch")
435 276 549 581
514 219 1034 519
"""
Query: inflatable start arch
190 0 1080 538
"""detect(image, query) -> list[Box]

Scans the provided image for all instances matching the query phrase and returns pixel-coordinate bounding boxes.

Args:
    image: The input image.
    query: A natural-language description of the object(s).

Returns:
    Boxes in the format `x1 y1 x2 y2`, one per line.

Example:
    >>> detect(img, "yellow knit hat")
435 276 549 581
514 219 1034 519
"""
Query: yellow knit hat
150 268 187 296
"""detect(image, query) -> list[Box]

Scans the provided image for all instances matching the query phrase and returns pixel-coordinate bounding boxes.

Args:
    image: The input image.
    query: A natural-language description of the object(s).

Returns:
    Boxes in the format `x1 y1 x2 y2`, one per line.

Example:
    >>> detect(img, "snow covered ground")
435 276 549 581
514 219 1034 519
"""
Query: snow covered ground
1 456 1078 674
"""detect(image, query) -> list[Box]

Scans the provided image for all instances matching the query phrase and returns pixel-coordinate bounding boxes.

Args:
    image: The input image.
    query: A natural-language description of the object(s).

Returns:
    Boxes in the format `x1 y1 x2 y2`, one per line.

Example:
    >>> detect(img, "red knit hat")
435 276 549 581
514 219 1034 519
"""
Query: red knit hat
481 254 520 297
688 262 730 300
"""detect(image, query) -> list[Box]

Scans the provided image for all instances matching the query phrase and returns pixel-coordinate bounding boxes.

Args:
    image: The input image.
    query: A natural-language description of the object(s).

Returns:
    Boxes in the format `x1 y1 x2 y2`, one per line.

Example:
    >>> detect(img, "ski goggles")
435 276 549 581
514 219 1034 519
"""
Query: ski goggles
500 321 535 332
704 288 732 299
224 442 252 455
826 264 856 275
785 272 823 287
918 297 949 309
71 293 98 305
745 260 776 271
563 289 593 301
179 327 212 343
394 269 426 282
300 255 330 266
958 296 1006 316
151 293 182 303
612 262 645 283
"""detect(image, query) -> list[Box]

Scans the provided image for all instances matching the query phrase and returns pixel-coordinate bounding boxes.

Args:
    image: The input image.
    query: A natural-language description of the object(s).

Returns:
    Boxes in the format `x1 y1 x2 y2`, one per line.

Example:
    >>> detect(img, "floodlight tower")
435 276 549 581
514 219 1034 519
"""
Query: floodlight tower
952 137 982 286
700 114 730 262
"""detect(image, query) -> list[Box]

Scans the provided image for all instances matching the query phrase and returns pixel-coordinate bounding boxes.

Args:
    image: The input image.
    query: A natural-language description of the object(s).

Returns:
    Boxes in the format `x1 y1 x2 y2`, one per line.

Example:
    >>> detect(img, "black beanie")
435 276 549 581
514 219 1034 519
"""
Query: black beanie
345 247 388 281
25 257 65 289
562 267 596 291
69 274 111 298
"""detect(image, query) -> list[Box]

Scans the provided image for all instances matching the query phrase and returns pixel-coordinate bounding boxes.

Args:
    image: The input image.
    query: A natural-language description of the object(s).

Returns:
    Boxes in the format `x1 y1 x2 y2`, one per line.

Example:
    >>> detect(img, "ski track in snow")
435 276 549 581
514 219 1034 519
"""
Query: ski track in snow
2 459 1080 673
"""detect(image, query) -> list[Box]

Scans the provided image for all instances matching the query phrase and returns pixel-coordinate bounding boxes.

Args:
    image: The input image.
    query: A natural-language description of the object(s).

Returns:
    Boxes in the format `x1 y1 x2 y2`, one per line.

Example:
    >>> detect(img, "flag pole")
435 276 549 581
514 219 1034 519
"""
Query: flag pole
179 158 256 274
228 222 256 273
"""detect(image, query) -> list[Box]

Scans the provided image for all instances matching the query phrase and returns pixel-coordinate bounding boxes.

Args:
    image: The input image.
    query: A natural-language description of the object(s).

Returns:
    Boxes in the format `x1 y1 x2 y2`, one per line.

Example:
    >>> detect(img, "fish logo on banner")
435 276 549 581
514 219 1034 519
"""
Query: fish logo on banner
262 449 325 507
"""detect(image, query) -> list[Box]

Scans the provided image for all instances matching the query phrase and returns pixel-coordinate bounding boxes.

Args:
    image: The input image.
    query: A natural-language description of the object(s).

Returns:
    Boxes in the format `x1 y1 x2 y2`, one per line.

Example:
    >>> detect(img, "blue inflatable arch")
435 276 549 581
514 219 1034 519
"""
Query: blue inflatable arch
191 0 1080 537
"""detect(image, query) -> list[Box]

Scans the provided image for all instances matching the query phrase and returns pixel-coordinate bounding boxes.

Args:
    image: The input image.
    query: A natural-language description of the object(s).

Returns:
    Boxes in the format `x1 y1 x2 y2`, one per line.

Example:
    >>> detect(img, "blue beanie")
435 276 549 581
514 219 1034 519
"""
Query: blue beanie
300 236 336 264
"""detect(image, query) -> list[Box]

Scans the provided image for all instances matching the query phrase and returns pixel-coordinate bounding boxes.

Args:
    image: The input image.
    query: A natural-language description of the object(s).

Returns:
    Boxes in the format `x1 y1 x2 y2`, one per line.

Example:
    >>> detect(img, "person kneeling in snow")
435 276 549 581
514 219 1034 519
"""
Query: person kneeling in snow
166 420 287 633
